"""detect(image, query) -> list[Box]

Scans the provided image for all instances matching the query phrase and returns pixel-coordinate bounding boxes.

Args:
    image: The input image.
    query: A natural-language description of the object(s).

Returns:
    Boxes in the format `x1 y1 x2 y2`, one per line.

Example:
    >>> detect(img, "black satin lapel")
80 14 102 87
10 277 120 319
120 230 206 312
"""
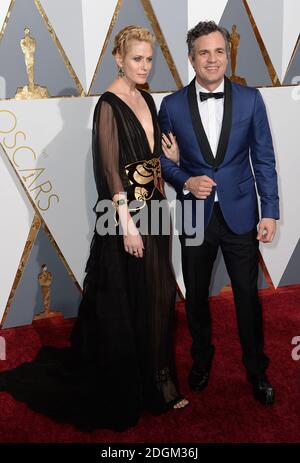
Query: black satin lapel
215 76 233 166
187 79 215 166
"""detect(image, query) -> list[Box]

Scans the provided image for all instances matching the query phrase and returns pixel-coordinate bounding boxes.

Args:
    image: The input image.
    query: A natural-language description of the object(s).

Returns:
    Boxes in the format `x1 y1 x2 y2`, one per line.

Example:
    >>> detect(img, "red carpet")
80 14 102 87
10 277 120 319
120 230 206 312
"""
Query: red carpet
0 286 300 443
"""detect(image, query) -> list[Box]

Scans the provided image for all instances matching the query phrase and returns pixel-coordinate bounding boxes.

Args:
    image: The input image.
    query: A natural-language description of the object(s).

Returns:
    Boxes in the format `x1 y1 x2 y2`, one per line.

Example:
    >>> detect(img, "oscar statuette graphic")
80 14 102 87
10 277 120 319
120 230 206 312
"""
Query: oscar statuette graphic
34 264 63 320
15 27 50 99
229 25 247 85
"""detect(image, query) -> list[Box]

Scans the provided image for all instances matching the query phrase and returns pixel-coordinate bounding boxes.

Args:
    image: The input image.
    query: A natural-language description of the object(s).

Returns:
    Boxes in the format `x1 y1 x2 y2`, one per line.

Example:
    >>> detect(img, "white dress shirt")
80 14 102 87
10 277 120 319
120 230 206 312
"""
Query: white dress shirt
183 79 225 201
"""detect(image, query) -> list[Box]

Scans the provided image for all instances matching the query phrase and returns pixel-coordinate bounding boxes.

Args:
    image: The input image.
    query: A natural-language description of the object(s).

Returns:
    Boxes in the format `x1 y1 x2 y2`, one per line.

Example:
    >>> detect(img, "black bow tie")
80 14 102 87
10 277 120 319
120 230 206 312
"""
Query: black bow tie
199 91 224 102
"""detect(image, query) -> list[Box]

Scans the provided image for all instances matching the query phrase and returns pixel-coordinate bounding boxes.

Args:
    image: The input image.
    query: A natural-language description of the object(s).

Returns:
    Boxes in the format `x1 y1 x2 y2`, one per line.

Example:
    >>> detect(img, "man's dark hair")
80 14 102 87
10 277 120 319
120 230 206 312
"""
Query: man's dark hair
187 21 231 58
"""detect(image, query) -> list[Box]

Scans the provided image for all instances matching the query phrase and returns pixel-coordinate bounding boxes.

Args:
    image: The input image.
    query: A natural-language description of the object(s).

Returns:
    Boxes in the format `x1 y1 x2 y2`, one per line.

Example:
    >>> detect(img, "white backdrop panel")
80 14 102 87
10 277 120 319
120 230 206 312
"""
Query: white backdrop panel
0 144 34 321
187 0 228 81
0 97 98 288
259 86 300 287
247 0 284 82
39 0 86 89
248 0 300 83
82 0 119 93
150 0 189 85
0 0 11 35
40 0 118 93
282 0 300 82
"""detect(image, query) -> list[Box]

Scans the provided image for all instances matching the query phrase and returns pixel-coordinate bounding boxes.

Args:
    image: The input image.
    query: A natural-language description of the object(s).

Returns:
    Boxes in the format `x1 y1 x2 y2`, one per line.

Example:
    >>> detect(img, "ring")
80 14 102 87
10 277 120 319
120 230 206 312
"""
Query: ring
167 144 172 149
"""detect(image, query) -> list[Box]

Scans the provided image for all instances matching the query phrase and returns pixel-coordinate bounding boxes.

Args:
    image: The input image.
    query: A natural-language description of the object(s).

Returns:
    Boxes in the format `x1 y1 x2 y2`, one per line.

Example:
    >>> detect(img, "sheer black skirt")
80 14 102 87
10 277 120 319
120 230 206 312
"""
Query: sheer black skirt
0 191 181 432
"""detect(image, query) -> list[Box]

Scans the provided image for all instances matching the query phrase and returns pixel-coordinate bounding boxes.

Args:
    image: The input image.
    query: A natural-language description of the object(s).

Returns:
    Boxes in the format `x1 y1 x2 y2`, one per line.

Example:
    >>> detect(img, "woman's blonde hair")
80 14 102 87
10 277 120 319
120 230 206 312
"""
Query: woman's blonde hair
112 25 155 57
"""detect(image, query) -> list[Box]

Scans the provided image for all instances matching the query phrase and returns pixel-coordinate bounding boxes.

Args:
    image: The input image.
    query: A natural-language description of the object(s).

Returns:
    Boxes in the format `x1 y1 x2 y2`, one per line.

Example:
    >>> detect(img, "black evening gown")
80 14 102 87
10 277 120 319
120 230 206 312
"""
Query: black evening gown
0 90 182 432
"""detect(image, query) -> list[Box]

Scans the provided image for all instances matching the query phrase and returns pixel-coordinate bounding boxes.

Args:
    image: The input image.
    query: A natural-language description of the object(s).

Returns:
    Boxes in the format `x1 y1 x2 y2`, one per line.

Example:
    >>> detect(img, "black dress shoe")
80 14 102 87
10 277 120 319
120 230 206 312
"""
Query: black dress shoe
247 374 275 405
188 366 210 391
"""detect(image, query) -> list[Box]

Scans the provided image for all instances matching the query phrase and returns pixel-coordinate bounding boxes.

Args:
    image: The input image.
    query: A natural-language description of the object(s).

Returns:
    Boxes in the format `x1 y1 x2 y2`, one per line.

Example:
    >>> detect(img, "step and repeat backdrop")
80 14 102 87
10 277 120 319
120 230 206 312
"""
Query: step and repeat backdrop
0 0 299 328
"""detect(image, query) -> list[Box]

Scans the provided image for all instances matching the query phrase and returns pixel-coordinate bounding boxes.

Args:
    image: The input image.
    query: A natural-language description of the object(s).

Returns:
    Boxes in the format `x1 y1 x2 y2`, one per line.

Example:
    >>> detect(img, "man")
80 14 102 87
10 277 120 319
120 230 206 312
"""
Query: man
159 21 279 405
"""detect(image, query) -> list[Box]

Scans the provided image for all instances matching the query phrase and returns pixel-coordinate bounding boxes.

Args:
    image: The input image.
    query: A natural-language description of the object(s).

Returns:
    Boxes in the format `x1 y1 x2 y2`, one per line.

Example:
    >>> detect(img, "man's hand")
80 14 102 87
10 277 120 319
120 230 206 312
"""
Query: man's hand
257 218 276 243
185 175 216 199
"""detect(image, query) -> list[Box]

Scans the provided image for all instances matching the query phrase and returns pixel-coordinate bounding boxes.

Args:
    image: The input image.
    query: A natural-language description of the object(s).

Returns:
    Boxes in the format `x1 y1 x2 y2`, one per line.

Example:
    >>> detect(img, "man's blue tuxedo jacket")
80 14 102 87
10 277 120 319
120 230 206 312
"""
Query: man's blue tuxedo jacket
159 77 279 235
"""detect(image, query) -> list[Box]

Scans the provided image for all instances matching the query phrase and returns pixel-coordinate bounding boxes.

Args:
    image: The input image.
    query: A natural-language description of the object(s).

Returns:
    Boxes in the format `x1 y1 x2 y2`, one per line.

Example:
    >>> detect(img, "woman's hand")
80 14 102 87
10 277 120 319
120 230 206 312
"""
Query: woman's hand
112 194 144 258
123 219 144 258
162 132 179 164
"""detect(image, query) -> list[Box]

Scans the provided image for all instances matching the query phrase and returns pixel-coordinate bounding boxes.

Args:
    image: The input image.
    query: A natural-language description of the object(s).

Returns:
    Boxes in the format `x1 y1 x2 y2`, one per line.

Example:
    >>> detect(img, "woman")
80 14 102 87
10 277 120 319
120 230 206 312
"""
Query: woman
0 26 188 432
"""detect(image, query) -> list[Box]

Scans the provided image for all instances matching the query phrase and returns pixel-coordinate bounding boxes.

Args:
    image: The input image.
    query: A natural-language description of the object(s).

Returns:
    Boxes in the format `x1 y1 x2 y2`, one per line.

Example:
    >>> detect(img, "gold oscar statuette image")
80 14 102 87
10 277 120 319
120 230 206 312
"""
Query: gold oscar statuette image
34 264 63 320
15 27 50 99
229 25 247 86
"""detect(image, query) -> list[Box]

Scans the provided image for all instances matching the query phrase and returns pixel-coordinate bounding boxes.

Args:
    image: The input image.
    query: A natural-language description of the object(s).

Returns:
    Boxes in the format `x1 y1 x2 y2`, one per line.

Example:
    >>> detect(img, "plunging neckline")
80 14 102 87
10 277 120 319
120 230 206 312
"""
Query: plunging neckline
105 90 156 154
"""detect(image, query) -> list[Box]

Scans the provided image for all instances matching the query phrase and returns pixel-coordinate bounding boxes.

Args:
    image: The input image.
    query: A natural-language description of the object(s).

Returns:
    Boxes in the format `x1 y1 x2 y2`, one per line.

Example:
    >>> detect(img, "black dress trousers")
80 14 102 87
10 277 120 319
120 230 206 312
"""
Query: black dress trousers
180 202 269 377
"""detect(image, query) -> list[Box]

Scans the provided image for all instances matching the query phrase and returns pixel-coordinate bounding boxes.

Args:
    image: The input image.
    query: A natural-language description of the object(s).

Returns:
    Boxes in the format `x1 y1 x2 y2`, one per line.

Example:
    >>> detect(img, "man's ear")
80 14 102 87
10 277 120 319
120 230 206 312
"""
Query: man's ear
188 54 195 69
